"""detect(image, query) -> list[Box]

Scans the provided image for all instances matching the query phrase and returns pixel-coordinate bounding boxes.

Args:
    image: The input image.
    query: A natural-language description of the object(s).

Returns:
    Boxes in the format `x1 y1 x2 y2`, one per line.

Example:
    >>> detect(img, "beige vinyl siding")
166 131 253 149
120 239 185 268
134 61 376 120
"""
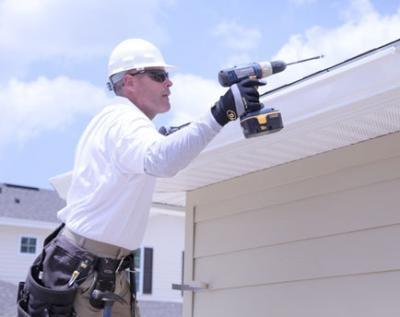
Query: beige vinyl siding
193 273 400 317
195 170 400 258
184 131 400 317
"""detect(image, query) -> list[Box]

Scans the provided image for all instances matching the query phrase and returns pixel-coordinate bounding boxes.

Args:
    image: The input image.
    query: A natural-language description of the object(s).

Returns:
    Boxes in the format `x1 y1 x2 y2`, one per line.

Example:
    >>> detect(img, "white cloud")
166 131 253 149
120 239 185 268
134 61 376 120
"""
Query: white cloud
1 0 399 151
214 21 262 51
220 53 254 69
214 21 263 69
263 0 400 90
0 0 173 62
341 0 375 21
0 73 223 150
0 76 111 149
168 74 224 124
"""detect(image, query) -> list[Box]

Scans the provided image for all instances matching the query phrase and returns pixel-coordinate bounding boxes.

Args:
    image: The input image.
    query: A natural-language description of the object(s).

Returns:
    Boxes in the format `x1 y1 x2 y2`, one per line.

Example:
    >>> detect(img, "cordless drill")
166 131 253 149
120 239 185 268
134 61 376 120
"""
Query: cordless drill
218 55 323 138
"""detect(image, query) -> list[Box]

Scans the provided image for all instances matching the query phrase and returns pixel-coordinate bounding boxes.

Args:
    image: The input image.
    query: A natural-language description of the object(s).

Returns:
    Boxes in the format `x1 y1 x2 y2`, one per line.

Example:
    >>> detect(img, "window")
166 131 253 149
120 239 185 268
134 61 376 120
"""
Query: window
20 236 37 254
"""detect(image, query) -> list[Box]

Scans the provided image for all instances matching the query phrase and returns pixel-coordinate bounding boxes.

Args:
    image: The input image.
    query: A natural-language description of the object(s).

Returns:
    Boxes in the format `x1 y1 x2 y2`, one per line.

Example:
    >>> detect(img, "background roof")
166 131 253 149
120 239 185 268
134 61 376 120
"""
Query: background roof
0 183 64 223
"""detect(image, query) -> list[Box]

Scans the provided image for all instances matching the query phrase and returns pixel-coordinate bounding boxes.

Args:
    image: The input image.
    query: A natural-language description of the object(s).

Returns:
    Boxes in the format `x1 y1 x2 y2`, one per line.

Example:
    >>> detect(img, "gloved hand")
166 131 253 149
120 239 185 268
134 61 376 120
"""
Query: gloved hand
211 78 266 126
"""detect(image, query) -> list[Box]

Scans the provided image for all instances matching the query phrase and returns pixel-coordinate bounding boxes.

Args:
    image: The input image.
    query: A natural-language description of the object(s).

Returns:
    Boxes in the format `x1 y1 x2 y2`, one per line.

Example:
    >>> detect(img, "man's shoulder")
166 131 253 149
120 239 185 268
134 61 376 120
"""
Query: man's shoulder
96 101 152 131
101 97 143 116
98 101 139 120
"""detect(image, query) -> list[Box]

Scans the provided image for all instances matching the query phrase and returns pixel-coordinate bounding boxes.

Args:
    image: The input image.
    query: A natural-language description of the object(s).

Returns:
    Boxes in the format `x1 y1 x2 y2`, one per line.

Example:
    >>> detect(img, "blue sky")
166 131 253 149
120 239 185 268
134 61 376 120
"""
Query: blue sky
0 0 399 189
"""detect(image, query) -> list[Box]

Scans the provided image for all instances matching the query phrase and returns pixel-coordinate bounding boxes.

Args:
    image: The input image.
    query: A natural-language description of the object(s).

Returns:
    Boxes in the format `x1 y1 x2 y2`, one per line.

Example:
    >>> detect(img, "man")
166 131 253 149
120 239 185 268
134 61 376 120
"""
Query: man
19 38 264 316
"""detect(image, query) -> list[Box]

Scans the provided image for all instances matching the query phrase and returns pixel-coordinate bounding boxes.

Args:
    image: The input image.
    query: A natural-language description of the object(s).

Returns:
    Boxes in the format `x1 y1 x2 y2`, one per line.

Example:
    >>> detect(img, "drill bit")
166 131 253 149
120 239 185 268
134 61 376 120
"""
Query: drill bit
286 55 324 66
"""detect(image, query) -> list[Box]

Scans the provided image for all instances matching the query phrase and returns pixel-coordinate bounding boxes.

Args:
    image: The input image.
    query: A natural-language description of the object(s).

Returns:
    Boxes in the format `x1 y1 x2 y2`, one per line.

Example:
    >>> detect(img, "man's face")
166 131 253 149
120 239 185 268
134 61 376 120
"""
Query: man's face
126 68 173 119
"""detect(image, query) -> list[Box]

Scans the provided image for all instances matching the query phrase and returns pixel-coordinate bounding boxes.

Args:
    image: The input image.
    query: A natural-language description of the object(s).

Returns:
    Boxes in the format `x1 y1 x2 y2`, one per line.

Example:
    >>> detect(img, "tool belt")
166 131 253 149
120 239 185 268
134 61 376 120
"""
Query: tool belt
17 224 138 317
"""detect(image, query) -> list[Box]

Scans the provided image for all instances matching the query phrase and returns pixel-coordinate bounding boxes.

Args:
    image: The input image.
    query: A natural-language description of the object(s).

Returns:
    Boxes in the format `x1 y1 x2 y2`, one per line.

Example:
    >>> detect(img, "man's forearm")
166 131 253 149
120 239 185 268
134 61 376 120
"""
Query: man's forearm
143 111 221 177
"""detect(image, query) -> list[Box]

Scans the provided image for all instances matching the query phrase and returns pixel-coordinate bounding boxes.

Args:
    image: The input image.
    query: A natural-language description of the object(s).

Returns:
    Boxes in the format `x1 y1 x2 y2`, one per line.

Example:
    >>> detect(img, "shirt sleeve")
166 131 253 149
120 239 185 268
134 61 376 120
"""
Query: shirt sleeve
112 109 222 177
144 110 222 177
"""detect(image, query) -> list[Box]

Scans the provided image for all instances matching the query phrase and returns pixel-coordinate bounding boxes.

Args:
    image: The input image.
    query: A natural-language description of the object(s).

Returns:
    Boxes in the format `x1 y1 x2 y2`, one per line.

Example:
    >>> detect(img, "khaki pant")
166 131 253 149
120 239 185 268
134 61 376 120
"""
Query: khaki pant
74 271 131 317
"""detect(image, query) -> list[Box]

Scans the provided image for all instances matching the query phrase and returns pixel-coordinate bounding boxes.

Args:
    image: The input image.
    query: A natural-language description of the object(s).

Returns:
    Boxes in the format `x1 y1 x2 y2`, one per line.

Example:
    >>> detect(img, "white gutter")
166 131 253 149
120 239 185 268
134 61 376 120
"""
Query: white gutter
0 217 59 229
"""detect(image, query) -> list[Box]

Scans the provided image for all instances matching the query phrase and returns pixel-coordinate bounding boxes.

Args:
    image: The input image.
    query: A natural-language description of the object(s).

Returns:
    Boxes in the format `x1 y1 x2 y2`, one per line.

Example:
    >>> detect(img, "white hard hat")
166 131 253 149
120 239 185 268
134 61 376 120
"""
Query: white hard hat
107 38 174 86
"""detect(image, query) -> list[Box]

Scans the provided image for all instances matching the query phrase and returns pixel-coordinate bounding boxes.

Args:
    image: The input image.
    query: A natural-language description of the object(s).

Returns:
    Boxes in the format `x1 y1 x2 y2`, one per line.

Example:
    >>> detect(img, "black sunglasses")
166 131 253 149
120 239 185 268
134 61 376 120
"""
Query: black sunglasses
128 70 169 83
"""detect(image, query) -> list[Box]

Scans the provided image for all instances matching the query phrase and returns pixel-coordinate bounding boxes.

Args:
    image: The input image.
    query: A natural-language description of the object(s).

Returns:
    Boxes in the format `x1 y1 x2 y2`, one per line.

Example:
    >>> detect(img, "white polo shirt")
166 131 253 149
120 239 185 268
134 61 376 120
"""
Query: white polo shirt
57 97 221 250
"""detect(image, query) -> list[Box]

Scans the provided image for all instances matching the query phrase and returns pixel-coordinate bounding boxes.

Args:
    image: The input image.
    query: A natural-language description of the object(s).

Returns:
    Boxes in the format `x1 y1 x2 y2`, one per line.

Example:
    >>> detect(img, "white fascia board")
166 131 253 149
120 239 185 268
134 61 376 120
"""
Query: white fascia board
0 217 59 229
150 206 185 217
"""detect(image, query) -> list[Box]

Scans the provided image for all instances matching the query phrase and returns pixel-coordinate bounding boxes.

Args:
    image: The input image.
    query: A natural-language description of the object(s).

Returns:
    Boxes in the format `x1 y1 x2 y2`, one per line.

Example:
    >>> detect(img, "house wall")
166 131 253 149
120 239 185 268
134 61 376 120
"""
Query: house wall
140 210 185 303
184 131 400 317
0 223 53 284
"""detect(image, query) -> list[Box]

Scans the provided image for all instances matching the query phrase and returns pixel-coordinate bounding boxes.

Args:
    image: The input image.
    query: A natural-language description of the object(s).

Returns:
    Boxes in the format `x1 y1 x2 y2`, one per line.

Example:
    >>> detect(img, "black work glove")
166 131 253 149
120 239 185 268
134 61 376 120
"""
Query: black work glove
211 78 266 126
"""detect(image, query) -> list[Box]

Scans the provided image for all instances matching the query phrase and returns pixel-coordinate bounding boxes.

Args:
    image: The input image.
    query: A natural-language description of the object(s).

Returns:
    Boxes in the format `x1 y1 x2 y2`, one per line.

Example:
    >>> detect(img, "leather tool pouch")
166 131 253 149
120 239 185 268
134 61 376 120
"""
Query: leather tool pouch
17 224 87 317
17 264 78 317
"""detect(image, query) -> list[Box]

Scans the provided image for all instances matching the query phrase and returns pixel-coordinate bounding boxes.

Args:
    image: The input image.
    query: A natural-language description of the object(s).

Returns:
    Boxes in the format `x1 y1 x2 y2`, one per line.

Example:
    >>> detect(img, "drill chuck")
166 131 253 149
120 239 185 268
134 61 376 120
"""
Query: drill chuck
218 60 287 87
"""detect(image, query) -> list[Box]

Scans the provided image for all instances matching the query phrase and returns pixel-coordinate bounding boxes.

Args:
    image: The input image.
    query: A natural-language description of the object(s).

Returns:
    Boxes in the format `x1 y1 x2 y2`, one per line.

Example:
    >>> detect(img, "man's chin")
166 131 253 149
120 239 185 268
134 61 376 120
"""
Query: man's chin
162 102 171 113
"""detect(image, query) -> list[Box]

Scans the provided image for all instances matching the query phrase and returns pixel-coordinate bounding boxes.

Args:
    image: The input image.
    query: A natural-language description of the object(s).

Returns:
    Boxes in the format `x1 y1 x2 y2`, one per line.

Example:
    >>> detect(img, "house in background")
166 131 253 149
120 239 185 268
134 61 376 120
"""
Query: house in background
0 182 184 317
153 39 400 316
0 183 64 284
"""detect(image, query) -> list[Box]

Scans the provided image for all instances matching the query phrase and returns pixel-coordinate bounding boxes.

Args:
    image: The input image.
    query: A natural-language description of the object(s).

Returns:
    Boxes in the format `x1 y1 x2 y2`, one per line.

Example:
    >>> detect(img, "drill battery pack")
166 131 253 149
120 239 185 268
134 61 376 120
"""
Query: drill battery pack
240 107 283 138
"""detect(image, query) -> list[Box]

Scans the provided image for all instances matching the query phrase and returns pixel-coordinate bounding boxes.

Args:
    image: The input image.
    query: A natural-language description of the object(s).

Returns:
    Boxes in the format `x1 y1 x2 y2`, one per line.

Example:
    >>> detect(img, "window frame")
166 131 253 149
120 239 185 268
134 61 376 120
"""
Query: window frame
18 235 39 256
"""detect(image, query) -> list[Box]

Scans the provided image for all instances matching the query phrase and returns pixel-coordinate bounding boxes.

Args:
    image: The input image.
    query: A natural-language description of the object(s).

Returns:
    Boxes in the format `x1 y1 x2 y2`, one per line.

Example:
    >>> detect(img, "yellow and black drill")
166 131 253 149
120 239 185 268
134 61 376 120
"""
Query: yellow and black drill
218 55 323 138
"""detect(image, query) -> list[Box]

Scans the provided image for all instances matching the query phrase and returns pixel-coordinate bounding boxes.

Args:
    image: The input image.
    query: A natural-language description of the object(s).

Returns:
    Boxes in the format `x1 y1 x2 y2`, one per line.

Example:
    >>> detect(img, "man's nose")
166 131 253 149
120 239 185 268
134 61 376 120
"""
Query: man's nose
164 78 173 87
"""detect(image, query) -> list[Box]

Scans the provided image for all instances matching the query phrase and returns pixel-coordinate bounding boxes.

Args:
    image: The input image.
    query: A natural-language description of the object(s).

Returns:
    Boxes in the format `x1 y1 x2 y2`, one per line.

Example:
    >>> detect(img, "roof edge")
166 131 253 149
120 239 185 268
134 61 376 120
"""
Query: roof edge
262 38 400 97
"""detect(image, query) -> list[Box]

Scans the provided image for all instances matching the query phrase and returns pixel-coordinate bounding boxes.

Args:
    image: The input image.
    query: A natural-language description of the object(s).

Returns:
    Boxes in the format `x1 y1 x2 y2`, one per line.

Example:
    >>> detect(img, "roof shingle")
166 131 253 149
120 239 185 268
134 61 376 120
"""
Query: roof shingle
0 183 65 223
